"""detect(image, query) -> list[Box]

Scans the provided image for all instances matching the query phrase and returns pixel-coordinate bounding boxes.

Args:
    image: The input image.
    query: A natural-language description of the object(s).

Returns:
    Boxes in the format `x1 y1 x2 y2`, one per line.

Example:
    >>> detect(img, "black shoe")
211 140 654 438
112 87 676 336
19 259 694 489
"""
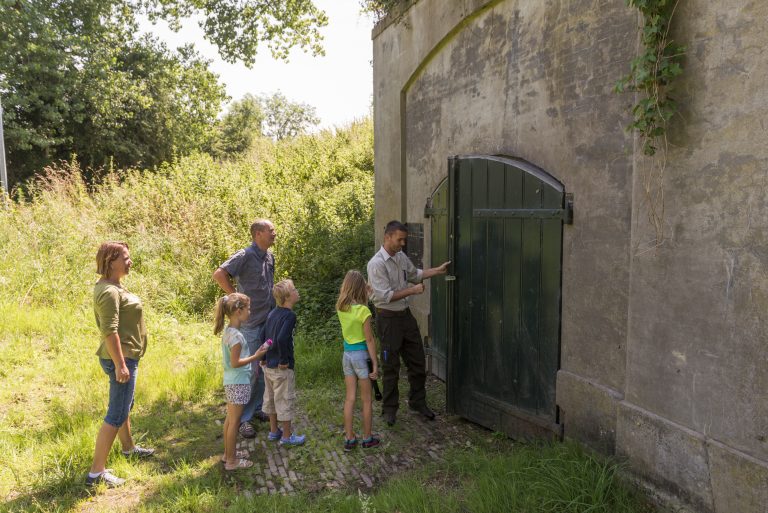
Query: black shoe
253 411 270 422
382 411 396 426
411 405 436 420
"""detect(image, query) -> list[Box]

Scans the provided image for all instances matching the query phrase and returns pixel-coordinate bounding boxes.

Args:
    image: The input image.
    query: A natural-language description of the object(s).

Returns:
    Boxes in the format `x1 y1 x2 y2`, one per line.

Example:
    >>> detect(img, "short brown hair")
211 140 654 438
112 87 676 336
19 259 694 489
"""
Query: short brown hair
384 220 408 235
250 218 273 238
272 279 295 307
96 241 128 278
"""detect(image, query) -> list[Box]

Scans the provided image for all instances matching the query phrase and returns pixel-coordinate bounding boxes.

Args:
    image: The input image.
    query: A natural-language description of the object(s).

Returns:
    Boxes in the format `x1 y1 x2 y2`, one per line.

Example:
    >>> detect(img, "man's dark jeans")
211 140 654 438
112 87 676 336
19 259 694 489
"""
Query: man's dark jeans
376 308 427 415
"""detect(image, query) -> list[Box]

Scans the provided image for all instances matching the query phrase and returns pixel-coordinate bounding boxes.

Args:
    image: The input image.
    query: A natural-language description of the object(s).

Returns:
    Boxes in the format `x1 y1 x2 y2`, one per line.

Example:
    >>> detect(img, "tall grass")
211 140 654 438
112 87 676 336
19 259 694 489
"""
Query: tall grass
0 119 374 324
318 442 654 513
445 442 650 513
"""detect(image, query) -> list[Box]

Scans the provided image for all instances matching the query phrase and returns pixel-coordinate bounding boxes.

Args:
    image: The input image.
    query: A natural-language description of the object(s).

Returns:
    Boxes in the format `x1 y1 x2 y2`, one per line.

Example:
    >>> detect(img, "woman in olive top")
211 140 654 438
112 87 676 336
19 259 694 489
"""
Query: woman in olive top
86 242 154 488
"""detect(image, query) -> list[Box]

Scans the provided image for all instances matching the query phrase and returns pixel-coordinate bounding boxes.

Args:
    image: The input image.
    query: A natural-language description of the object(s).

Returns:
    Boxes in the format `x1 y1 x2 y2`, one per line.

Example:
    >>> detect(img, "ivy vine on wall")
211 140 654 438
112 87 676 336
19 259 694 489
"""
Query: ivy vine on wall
614 0 685 156
615 0 685 248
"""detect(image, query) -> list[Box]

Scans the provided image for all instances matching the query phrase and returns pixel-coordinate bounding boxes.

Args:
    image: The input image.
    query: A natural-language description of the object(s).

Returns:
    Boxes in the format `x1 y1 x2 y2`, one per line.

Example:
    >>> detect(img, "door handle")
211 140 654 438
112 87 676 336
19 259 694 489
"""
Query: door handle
445 275 456 281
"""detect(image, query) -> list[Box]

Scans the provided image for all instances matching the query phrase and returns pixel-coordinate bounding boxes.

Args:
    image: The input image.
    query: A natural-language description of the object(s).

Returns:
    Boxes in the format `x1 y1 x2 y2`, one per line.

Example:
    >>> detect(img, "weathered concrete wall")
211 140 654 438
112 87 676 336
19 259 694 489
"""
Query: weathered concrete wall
619 2 768 510
373 0 637 380
372 0 768 511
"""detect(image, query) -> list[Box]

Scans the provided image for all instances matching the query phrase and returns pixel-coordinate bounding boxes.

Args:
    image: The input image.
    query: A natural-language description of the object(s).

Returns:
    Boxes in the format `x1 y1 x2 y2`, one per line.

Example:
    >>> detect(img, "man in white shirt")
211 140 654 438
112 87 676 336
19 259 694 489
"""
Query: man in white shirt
367 220 450 426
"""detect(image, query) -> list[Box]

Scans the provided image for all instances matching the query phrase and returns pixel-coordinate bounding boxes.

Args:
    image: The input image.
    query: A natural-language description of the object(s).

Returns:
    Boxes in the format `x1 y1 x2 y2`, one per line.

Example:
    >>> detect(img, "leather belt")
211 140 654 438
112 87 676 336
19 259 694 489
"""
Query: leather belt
376 307 410 318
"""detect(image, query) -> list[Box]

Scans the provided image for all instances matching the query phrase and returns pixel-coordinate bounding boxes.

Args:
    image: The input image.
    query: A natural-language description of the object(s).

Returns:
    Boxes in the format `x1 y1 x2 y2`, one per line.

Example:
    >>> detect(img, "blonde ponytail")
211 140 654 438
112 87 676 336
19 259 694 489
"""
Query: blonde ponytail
213 293 250 335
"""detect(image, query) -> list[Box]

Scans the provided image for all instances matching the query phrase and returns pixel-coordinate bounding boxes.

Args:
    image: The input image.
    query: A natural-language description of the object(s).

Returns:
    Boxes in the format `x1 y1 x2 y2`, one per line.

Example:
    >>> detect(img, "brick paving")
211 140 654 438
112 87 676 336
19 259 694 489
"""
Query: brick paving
226 376 487 495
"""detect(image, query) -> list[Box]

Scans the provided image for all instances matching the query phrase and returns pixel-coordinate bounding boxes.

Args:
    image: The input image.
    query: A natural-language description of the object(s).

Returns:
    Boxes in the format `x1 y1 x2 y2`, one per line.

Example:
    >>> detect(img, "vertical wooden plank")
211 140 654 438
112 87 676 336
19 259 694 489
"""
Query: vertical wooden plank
487 160 505 209
484 159 505 399
429 179 449 381
502 164 523 404
470 158 489 392
539 185 563 418
519 172 543 413
454 157 474 410
446 158 458 412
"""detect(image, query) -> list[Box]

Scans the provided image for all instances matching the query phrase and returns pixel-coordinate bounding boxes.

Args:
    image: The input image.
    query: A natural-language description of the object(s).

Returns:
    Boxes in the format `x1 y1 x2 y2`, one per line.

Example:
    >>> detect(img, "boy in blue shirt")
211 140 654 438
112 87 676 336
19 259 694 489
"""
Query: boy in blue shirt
262 279 306 446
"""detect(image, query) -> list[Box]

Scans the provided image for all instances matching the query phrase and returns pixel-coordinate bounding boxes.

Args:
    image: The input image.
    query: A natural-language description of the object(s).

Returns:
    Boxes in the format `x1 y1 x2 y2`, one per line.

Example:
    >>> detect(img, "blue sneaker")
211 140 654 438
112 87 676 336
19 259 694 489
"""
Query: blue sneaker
267 428 283 441
279 433 306 447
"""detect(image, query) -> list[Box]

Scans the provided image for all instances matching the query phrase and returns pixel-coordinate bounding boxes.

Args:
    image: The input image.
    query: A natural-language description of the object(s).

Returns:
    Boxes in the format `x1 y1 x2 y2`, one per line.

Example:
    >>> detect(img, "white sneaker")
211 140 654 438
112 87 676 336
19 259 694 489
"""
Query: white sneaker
85 469 125 488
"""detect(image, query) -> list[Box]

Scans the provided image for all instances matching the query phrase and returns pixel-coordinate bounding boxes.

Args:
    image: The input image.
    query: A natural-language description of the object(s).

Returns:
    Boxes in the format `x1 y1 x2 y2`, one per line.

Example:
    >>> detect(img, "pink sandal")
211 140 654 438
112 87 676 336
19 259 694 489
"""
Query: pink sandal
224 458 253 471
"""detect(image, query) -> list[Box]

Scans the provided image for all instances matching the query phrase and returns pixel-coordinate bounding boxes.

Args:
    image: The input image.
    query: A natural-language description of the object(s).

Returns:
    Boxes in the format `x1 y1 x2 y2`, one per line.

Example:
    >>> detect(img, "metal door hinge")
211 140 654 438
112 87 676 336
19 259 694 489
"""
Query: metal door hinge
564 193 574 225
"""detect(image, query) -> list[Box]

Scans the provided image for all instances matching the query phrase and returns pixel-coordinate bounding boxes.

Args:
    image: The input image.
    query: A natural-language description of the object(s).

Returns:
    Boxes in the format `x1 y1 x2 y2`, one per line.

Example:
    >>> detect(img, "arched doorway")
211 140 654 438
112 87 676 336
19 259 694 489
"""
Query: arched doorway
428 155 571 438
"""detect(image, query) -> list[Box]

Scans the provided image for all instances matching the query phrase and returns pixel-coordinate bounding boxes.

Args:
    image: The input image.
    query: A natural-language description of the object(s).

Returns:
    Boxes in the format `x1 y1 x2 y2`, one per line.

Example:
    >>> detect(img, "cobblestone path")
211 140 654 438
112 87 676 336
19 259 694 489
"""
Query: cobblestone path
227 376 488 496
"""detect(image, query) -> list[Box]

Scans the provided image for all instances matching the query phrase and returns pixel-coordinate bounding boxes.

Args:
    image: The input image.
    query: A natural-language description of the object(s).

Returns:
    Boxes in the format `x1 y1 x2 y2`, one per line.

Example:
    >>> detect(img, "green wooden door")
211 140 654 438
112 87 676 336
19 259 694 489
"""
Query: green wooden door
428 178 451 381
446 155 567 439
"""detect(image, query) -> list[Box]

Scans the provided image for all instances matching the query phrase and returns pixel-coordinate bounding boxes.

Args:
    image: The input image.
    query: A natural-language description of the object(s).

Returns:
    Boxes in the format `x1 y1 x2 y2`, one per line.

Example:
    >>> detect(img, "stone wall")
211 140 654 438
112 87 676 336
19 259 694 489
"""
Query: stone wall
372 0 768 511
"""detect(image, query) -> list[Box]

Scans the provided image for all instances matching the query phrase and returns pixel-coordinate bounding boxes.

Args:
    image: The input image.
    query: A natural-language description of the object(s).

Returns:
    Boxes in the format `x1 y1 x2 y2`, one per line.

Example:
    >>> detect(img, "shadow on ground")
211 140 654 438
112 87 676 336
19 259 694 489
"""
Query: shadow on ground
2 375 495 512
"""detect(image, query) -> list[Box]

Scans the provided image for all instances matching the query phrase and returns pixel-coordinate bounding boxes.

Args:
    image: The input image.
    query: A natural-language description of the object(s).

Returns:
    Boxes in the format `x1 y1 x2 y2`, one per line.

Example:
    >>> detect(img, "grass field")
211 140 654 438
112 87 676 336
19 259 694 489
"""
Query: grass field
0 297 658 513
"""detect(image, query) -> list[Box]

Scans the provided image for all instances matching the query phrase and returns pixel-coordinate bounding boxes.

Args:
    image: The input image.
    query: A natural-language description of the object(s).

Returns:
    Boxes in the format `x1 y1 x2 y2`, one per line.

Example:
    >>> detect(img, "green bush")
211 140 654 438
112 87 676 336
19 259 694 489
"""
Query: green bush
0 119 374 331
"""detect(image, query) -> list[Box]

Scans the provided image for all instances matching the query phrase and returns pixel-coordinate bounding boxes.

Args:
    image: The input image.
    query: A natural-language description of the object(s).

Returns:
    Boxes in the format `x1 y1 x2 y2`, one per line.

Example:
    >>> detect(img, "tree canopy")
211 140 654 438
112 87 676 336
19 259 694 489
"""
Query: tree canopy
209 92 321 159
359 0 402 21
210 94 265 157
143 0 327 64
0 0 328 185
262 92 320 141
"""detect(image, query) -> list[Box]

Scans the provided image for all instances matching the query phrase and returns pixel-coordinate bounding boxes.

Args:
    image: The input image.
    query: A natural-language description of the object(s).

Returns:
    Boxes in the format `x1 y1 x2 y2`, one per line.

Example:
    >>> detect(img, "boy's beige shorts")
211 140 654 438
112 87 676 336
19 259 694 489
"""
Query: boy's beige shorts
262 367 296 422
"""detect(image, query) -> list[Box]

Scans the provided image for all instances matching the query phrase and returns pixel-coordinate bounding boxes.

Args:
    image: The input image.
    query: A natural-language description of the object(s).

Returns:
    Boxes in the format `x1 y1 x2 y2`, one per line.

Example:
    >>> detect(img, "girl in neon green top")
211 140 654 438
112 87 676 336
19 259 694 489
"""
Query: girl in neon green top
336 270 380 451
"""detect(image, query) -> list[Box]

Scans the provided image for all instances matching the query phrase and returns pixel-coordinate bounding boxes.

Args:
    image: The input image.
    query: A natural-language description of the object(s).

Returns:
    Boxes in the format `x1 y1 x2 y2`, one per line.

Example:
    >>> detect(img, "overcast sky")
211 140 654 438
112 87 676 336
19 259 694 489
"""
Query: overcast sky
140 1 375 130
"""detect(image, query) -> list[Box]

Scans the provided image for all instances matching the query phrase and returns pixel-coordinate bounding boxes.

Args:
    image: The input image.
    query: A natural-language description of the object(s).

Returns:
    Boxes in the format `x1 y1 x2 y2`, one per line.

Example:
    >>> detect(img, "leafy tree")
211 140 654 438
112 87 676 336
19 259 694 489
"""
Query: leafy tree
144 0 328 63
209 94 265 158
0 0 328 184
1 0 94 182
72 38 226 172
261 91 320 141
209 92 320 157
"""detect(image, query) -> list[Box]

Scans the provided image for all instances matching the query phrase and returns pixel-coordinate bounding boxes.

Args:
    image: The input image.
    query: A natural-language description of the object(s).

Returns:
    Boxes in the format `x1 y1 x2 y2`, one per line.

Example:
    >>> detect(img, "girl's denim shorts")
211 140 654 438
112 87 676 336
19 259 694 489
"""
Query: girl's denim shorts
342 350 369 379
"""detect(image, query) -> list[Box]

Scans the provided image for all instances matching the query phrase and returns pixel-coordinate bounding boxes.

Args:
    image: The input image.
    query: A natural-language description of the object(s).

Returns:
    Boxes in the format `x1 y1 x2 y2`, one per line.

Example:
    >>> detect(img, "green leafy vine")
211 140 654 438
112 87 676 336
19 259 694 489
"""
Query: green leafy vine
615 0 685 249
360 0 406 22
615 0 685 156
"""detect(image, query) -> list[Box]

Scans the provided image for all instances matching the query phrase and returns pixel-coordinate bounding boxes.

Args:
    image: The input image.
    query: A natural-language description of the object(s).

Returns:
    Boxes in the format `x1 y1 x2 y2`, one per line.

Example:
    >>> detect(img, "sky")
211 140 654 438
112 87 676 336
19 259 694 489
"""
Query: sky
140 1 375 130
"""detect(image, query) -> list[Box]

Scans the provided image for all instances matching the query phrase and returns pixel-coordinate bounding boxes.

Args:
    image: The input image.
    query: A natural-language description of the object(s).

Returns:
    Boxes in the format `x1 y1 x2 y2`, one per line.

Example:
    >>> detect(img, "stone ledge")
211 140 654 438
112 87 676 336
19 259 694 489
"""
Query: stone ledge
556 369 622 454
371 0 420 39
616 401 714 512
708 438 768 513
